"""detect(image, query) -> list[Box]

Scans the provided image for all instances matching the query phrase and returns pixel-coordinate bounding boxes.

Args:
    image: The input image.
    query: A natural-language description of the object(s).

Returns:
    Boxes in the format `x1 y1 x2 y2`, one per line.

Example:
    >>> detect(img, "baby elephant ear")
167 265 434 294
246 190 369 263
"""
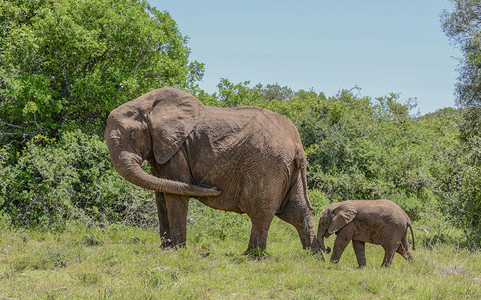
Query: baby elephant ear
328 201 357 234
149 88 206 164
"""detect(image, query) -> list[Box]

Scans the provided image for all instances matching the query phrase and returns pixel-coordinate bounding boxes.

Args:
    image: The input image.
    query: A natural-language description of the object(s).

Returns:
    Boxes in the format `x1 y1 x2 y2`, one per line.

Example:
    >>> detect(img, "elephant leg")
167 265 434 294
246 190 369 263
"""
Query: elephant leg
330 230 351 264
245 212 275 254
396 232 413 260
276 197 318 252
164 193 189 248
155 192 171 248
155 149 191 249
352 240 366 268
381 244 398 267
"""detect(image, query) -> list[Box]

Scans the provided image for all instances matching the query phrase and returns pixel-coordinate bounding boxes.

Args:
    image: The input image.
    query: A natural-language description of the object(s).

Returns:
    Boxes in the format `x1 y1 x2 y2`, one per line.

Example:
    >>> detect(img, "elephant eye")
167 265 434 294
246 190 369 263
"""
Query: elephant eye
129 132 135 139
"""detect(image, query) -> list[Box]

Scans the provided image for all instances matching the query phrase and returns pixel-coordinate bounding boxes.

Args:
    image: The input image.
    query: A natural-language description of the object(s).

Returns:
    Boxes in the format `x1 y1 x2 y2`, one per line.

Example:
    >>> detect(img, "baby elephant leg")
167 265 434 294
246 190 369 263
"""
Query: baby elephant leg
330 230 351 263
352 241 366 268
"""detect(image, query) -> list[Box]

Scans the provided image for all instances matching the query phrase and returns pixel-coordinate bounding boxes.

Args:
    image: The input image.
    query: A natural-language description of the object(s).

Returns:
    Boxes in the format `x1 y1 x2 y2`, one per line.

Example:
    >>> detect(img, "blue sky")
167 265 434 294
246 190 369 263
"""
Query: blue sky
150 0 460 115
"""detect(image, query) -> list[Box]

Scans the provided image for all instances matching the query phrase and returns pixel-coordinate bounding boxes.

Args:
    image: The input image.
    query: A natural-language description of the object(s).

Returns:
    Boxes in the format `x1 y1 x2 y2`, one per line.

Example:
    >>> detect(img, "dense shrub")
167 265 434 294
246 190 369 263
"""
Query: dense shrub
0 130 156 228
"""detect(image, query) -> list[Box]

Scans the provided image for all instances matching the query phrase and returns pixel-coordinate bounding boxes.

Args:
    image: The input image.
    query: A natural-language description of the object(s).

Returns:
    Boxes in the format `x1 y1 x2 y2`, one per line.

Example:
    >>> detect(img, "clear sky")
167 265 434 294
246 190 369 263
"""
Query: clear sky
150 0 460 115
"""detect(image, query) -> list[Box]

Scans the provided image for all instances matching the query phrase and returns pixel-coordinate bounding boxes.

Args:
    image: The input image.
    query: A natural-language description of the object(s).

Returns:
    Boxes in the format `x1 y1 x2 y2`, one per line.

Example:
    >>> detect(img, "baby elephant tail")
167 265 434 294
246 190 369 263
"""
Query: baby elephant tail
408 222 416 250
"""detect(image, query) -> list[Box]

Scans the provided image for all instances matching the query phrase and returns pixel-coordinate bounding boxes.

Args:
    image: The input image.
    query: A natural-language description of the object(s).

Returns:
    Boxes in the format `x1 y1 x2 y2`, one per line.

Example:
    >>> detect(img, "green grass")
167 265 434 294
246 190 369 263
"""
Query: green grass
0 217 480 299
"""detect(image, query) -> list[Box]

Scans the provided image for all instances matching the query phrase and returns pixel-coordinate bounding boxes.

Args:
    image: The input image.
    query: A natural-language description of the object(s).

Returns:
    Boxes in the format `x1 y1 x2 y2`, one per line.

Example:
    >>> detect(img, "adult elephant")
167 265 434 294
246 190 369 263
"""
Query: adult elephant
104 87 320 254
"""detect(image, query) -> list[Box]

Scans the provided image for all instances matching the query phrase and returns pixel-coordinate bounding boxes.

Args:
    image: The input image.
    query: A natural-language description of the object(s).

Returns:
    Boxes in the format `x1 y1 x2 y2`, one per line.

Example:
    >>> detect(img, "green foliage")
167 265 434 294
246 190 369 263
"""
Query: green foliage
0 0 203 143
307 189 331 216
0 213 12 230
442 0 481 245
215 78 259 107
0 130 156 228
196 79 298 108
442 0 481 110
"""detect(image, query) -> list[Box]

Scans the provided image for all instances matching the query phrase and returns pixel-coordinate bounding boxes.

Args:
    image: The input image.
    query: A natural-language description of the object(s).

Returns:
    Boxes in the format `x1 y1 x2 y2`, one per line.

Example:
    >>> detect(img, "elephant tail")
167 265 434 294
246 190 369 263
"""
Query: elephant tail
297 152 313 211
408 222 416 250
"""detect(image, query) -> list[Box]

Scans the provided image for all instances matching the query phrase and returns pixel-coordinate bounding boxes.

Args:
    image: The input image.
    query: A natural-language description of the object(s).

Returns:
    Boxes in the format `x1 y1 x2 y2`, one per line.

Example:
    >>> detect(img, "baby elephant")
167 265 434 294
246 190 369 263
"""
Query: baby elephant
317 199 415 267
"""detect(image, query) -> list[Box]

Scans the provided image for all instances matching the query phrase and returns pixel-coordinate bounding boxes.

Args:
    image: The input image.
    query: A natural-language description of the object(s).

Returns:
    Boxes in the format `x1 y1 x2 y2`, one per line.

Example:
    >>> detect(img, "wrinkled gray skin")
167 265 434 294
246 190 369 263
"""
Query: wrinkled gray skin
317 199 415 267
105 87 321 254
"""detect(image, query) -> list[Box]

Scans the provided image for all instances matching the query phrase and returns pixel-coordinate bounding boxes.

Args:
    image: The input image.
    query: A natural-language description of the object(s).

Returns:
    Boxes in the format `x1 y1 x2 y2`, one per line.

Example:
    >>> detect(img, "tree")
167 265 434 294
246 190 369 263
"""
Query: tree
215 78 259 107
442 0 481 246
442 0 481 127
0 0 204 143
253 83 294 101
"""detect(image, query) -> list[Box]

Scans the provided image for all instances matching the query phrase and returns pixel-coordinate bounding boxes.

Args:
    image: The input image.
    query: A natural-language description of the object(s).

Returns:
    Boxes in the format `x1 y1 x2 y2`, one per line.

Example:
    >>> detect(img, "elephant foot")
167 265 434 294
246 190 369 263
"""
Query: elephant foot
160 237 172 249
160 238 186 250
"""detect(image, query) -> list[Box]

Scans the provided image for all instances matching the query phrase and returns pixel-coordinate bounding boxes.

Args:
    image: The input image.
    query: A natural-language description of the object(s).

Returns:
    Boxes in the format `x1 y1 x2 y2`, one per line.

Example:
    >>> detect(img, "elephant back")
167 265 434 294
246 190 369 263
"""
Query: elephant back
186 106 306 210
199 106 301 155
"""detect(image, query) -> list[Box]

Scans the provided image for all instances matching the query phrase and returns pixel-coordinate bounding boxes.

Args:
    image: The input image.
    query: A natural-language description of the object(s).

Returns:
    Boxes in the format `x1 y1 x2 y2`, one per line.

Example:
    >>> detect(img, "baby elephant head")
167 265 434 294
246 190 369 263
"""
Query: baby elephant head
317 201 358 254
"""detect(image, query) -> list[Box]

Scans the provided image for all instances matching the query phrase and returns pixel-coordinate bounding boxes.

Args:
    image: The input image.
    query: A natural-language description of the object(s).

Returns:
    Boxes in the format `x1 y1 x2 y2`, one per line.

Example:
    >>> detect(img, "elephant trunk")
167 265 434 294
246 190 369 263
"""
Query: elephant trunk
105 131 221 197
317 229 331 254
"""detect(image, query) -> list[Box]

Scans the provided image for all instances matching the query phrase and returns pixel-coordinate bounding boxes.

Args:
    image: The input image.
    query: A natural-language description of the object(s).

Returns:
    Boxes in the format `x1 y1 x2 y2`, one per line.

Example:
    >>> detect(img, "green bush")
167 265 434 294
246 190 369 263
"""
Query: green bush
0 130 156 228
307 189 330 216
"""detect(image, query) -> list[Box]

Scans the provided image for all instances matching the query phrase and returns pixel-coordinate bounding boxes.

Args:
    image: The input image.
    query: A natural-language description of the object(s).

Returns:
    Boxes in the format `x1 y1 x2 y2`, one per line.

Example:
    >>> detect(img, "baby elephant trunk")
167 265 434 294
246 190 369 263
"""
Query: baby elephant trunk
317 230 331 254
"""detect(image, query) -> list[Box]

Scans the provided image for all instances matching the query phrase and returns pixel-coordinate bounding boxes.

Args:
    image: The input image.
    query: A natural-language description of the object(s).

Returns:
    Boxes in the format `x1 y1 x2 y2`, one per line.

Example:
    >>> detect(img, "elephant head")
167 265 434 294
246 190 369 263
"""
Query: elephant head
317 201 358 253
104 87 221 197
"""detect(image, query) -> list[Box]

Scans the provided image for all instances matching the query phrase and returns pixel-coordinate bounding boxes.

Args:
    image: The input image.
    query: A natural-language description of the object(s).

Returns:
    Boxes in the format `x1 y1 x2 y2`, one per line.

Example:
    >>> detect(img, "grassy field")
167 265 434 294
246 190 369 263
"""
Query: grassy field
0 213 480 299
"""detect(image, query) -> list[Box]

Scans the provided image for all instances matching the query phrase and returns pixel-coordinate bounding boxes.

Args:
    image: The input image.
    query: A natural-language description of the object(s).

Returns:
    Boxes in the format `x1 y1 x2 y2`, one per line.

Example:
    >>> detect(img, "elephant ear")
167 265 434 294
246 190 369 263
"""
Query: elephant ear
328 201 357 234
149 88 206 164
